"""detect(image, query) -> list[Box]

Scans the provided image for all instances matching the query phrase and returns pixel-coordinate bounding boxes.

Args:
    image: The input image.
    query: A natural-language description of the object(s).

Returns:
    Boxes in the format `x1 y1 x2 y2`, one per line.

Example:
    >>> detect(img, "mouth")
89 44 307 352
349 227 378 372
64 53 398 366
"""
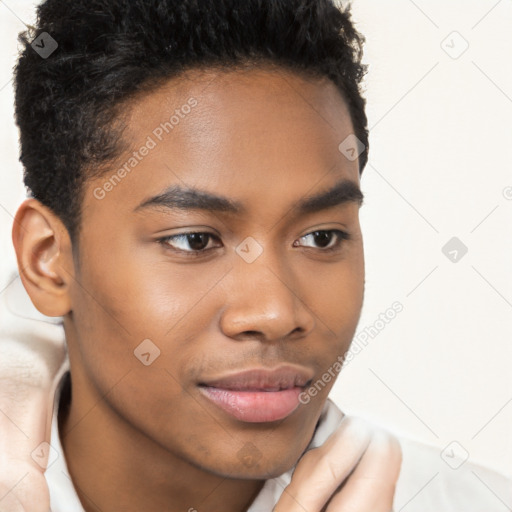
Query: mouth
198 364 313 423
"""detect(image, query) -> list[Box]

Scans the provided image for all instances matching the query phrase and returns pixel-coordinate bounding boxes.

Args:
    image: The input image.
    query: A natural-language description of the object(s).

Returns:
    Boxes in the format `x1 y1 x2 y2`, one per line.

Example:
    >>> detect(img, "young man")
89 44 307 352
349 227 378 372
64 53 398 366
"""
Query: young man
3 1 402 510
2 0 510 511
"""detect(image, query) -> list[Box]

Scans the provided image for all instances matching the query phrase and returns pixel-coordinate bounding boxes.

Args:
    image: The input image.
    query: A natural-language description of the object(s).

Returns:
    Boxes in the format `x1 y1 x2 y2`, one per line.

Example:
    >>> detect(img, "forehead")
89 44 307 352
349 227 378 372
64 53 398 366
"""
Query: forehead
124 64 356 161
129 64 352 123
83 66 360 225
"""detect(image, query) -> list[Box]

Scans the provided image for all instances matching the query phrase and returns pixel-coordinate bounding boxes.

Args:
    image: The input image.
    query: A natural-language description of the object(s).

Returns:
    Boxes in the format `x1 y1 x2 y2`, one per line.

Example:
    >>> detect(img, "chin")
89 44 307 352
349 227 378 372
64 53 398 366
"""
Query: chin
205 451 301 480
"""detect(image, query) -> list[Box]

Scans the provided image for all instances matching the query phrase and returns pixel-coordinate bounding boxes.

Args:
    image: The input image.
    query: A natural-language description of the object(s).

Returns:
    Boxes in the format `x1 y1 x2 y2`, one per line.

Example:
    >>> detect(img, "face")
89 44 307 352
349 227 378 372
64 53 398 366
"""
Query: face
65 66 365 479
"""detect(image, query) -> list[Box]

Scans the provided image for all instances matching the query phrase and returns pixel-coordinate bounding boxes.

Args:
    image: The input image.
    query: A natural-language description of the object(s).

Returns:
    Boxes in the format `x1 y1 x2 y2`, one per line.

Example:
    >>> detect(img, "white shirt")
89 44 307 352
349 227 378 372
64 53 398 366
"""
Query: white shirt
44 370 512 512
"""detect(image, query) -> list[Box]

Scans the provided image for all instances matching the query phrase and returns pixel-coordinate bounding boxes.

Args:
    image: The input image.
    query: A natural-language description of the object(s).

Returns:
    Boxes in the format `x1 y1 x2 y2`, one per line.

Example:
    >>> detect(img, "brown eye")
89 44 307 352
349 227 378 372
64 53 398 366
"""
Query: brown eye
159 232 221 254
295 230 351 251
311 231 333 248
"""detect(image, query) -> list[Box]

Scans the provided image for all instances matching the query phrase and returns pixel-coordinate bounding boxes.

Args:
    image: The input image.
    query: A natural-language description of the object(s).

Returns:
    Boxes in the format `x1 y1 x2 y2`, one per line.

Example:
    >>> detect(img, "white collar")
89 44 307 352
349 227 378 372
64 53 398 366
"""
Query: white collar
44 371 85 512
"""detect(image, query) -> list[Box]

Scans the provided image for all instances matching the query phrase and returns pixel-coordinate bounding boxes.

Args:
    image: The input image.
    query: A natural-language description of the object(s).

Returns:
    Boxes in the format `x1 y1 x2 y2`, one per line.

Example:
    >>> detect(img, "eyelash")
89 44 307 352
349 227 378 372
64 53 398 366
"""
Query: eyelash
157 229 351 257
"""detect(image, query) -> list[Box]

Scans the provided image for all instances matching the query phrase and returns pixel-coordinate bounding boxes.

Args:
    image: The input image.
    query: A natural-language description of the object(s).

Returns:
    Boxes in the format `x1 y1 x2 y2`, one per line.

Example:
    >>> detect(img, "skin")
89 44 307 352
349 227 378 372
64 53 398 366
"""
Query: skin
11 65 399 512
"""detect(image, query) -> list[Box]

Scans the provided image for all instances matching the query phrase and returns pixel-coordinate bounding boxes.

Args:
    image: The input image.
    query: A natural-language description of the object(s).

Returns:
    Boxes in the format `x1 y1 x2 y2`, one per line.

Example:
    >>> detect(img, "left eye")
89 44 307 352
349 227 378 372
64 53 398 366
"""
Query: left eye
294 230 350 251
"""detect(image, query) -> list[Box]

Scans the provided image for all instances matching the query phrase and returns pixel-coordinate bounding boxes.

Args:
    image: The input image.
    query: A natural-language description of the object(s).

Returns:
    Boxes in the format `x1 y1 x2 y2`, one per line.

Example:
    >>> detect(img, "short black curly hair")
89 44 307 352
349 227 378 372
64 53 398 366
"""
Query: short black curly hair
14 0 369 243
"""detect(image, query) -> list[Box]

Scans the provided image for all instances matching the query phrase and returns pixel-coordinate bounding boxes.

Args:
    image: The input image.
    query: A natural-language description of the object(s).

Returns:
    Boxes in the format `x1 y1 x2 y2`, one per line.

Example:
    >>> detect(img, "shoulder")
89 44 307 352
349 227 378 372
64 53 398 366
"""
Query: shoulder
395 436 512 512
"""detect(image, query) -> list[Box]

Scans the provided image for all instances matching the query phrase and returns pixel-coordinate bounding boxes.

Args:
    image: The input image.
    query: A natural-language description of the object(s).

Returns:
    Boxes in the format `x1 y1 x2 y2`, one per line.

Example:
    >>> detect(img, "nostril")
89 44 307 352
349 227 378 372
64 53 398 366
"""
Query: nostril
242 330 260 337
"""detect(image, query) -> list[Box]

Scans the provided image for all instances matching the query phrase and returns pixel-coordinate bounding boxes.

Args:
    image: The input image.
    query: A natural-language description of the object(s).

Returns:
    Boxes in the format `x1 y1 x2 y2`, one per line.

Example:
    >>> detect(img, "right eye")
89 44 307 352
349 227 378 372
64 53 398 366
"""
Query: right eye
157 232 222 255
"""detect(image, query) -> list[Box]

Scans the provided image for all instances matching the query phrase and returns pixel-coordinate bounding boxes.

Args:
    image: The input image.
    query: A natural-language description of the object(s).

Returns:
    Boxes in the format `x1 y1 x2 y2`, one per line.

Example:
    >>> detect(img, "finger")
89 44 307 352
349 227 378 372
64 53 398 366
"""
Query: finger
325 430 402 512
273 416 374 512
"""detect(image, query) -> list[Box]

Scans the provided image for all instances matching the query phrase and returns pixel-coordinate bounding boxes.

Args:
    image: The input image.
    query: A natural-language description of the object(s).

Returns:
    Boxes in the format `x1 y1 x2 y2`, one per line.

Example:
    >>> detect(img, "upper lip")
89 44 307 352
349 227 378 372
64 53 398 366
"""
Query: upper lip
199 364 314 391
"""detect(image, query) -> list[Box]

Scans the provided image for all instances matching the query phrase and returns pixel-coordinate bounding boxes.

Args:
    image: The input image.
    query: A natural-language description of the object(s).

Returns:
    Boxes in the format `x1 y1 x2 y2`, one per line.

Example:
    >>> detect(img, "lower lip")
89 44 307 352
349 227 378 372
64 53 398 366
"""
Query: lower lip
198 386 303 423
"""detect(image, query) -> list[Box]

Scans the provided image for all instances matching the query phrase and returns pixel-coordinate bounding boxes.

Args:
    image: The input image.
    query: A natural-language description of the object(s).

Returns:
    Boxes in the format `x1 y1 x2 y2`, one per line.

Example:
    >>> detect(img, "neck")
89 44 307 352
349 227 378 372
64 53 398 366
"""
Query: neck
58 371 265 512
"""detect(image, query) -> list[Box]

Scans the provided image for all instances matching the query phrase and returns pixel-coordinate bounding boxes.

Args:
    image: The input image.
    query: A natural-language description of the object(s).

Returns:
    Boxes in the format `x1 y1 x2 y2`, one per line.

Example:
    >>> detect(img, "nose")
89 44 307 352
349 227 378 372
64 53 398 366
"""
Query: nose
219 245 316 343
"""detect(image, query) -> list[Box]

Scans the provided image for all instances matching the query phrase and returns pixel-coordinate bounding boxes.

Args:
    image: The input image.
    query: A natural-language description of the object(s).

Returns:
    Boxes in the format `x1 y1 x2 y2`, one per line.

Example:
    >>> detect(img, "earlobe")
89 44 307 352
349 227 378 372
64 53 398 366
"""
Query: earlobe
12 199 73 317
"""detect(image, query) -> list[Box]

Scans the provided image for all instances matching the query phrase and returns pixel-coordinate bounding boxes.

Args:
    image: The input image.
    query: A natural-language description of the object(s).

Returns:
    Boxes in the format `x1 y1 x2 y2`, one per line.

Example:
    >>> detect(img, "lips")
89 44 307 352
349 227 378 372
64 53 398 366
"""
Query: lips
198 364 314 391
198 364 314 422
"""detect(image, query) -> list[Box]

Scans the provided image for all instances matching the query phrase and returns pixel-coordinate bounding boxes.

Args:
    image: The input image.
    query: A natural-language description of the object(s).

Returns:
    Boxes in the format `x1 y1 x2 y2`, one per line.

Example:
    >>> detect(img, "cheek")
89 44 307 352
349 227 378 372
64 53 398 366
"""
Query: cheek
302 249 365 375
68 238 235 397
306 250 364 331
74 230 228 337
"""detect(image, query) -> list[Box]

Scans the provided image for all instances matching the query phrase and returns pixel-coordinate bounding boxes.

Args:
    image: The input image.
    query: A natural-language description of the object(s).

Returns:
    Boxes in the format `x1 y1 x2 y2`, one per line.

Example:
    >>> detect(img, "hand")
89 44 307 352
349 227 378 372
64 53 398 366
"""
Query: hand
0 275 66 512
0 358 54 512
273 415 402 512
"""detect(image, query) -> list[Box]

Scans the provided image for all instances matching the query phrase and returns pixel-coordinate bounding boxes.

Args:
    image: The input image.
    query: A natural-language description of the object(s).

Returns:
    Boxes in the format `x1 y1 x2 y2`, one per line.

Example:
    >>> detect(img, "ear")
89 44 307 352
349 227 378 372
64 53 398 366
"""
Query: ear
12 199 74 317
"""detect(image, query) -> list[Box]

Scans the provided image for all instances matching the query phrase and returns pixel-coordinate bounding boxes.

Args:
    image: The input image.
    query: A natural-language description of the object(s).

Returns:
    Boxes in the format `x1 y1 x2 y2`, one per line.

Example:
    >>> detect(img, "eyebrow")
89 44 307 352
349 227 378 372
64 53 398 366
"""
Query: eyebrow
135 178 364 216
